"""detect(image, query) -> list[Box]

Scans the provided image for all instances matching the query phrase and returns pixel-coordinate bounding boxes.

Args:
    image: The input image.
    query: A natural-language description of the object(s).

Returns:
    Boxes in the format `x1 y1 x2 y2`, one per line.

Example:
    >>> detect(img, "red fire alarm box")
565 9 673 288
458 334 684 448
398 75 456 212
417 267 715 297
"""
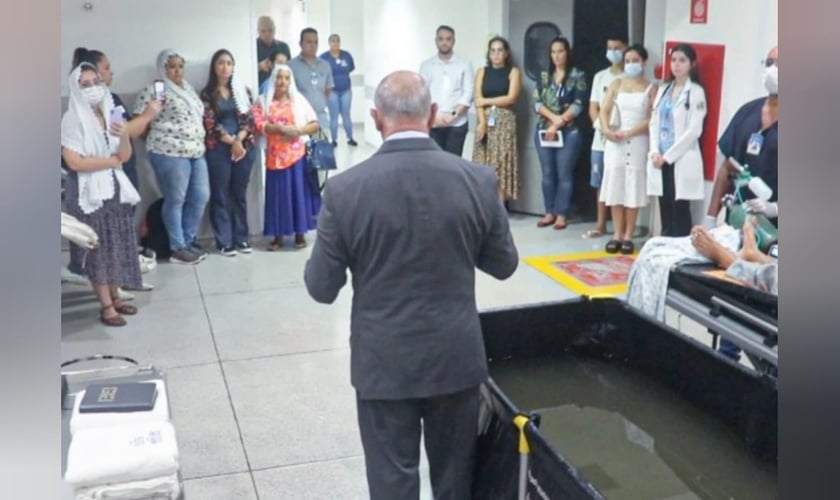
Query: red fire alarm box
663 41 725 181
691 0 708 24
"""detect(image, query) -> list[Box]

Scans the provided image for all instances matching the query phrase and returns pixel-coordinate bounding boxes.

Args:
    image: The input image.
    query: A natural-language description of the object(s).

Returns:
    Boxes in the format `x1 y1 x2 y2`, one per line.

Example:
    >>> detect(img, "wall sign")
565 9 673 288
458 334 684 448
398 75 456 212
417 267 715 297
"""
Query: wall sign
691 0 708 24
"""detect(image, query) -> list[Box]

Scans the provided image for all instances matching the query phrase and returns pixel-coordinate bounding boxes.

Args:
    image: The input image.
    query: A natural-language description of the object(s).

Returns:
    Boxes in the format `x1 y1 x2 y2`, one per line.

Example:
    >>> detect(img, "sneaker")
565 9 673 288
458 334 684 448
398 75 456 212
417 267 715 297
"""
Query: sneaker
347 139 358 147
189 242 209 260
123 282 155 292
170 248 202 265
235 242 253 254
220 246 238 257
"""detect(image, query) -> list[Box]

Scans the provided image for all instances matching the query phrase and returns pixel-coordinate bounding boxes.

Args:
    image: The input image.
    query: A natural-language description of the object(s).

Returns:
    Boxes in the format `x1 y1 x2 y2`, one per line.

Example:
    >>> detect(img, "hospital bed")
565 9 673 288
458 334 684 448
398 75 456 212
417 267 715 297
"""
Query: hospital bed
665 263 778 374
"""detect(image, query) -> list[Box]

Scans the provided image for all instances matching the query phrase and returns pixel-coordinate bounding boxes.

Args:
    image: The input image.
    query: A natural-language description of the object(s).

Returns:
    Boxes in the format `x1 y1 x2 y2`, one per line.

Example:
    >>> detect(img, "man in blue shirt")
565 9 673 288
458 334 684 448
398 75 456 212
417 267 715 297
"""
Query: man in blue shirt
288 28 334 138
320 34 357 147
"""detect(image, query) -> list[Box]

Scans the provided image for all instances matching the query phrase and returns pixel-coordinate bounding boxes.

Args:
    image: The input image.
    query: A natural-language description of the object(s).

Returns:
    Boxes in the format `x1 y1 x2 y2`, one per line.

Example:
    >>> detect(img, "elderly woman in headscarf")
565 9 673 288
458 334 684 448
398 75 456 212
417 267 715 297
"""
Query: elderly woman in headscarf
253 64 322 250
200 49 257 257
61 63 143 327
132 49 209 265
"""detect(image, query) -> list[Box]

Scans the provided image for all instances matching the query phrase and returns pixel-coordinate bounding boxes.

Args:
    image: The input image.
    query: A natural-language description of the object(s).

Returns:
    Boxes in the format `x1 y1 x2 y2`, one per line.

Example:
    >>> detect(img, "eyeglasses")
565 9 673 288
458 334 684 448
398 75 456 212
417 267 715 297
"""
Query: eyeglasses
79 78 104 88
761 58 777 68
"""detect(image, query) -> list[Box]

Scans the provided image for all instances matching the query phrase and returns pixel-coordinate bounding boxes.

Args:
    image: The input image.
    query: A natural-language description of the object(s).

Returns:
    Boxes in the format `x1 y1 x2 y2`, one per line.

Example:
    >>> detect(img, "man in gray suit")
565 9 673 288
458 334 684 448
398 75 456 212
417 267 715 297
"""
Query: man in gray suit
304 70 519 500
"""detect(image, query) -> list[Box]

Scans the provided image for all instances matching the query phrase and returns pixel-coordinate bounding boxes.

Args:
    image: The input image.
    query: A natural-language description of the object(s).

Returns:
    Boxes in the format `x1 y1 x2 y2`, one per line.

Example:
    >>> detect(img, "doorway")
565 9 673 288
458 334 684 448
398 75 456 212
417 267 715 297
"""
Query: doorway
507 0 641 225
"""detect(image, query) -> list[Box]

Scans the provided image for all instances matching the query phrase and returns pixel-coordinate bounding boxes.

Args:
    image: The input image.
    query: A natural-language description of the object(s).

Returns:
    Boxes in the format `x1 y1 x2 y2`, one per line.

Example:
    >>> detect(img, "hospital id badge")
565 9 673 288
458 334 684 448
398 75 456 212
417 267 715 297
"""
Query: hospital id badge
746 132 764 156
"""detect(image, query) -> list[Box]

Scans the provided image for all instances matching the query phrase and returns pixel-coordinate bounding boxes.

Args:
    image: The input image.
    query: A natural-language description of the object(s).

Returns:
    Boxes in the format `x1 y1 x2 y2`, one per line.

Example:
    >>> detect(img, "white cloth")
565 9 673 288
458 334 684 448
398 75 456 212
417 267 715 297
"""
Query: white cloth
600 86 654 208
61 63 141 215
70 380 170 436
61 212 99 249
626 225 741 321
156 49 205 119
647 81 707 201
73 473 180 500
590 68 624 151
64 421 180 488
260 64 319 141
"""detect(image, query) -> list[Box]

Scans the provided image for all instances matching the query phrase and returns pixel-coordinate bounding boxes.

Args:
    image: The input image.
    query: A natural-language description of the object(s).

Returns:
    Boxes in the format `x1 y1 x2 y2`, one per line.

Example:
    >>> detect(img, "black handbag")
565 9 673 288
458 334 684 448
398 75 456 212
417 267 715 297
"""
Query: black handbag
306 130 337 171
305 130 336 192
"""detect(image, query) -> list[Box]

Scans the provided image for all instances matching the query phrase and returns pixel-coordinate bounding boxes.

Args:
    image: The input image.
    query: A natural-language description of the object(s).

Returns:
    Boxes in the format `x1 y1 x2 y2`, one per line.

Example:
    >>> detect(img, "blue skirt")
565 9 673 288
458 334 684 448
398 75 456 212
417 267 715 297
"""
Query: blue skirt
263 157 322 237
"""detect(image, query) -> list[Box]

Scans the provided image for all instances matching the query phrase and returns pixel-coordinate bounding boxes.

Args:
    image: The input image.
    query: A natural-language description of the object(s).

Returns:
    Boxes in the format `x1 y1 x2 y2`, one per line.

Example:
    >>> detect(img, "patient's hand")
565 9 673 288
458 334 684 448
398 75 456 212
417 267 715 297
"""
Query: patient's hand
691 226 737 269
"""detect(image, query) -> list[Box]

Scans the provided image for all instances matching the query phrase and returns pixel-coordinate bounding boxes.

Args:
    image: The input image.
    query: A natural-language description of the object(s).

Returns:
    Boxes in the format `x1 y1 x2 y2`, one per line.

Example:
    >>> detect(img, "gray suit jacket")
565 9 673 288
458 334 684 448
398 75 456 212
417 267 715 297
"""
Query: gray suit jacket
304 137 519 400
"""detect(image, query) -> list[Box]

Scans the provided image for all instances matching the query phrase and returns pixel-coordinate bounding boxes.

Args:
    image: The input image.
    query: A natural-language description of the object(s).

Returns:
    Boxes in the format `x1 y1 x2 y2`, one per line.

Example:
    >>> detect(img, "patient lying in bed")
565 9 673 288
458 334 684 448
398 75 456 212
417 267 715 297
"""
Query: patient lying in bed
690 219 778 296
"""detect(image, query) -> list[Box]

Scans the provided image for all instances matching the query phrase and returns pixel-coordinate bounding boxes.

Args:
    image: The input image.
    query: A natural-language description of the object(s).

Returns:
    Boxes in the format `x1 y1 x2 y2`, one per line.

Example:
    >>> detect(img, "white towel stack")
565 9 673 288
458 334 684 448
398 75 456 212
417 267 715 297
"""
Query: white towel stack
64 380 181 499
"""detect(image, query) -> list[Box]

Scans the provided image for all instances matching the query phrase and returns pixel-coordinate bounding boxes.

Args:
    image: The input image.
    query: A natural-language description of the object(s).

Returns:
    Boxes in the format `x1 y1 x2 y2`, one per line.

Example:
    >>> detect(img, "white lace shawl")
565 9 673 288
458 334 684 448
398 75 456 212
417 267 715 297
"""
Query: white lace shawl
60 63 140 215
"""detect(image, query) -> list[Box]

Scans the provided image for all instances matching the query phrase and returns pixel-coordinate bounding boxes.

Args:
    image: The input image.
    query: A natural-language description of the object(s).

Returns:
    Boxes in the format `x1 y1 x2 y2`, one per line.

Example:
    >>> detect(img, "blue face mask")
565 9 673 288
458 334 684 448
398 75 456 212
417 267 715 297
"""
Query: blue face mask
624 62 643 77
606 50 623 64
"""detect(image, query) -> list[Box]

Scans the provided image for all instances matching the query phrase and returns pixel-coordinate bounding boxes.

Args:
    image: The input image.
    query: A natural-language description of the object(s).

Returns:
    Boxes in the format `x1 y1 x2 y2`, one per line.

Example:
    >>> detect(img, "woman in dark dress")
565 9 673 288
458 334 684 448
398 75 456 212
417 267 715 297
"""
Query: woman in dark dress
61 63 143 327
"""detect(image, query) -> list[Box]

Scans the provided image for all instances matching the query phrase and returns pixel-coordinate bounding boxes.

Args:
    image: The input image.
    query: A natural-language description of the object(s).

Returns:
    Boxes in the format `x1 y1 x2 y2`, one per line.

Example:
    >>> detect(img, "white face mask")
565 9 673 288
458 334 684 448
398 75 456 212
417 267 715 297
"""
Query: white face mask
624 62 643 77
83 86 106 106
606 49 623 65
762 65 778 95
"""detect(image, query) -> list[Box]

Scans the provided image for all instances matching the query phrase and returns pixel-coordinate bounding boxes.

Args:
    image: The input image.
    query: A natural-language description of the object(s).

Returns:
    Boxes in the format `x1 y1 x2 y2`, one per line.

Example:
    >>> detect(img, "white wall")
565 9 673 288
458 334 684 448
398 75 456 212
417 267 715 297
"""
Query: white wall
644 0 778 224
360 0 503 147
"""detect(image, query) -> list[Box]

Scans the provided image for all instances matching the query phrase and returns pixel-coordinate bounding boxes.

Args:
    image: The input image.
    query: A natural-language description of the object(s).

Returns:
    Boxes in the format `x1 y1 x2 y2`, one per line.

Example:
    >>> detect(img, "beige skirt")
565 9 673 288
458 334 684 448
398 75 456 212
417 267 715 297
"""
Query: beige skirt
472 107 519 201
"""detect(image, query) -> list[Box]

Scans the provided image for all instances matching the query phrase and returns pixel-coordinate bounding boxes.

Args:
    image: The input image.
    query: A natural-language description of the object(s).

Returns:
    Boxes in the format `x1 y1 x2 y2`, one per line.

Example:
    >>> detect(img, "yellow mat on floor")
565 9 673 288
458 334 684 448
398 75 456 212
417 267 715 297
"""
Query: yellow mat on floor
524 250 637 297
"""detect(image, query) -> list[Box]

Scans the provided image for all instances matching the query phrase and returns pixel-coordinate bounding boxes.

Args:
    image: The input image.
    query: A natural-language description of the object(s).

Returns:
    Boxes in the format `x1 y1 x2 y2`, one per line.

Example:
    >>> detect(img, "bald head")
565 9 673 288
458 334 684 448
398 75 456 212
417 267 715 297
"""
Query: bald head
258 16 276 44
371 71 436 136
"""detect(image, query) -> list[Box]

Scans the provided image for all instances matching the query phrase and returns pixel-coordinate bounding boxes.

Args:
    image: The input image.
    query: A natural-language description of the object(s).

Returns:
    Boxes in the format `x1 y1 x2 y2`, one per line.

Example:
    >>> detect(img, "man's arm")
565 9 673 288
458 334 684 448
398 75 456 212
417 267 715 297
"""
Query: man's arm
304 188 349 303
476 174 518 279
455 60 475 116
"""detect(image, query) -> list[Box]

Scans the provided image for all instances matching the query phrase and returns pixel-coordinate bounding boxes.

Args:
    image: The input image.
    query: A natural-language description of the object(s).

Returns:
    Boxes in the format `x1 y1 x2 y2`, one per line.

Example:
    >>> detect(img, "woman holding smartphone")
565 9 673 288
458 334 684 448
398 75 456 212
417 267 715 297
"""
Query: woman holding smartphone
532 37 588 230
133 49 210 265
61 62 143 326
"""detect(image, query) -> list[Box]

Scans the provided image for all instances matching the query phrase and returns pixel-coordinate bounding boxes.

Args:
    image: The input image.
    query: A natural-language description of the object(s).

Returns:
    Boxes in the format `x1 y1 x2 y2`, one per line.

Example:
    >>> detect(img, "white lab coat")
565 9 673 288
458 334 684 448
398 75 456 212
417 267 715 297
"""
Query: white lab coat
647 80 707 201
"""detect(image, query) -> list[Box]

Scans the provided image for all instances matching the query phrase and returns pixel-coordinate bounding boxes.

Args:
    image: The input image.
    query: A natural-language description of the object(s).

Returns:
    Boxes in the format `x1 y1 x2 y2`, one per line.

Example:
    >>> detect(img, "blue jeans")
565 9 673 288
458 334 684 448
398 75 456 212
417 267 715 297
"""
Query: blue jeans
148 152 210 251
534 127 583 216
590 150 604 188
206 145 256 249
327 89 354 141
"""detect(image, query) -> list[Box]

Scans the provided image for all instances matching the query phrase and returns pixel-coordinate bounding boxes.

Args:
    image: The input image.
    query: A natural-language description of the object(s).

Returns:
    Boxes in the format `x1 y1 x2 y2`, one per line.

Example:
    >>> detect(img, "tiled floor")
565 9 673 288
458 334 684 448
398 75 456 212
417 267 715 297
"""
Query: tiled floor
60 126 721 499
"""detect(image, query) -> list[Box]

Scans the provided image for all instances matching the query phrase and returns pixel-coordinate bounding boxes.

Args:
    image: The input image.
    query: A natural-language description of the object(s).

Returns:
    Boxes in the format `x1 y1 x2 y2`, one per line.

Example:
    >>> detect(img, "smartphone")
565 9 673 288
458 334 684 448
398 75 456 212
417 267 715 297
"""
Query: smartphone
110 105 126 125
153 80 166 102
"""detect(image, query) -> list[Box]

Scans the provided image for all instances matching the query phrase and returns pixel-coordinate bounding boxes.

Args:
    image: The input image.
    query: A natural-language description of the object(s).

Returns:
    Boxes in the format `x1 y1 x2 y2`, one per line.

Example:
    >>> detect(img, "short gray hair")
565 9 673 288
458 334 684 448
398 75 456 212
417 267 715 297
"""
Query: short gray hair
373 71 431 123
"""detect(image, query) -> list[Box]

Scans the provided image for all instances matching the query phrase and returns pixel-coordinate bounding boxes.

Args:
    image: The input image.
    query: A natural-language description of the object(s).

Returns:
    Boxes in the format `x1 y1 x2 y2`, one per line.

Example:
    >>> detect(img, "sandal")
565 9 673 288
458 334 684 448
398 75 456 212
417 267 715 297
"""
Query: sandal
537 215 557 228
553 217 568 230
100 304 126 327
267 237 284 251
620 240 635 255
111 299 138 316
294 236 307 249
605 240 621 254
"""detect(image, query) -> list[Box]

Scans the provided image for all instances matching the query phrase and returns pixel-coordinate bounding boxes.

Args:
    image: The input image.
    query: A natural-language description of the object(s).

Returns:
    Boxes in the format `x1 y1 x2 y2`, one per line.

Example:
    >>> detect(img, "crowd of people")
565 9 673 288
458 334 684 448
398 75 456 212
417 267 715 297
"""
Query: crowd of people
59 12 780 499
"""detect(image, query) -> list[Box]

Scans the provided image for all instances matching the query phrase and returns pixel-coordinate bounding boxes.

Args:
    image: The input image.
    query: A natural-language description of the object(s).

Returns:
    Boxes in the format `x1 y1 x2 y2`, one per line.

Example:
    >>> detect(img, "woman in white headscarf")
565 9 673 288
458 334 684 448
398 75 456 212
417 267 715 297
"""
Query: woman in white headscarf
199 49 257 257
254 64 321 250
132 49 209 265
61 63 143 327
